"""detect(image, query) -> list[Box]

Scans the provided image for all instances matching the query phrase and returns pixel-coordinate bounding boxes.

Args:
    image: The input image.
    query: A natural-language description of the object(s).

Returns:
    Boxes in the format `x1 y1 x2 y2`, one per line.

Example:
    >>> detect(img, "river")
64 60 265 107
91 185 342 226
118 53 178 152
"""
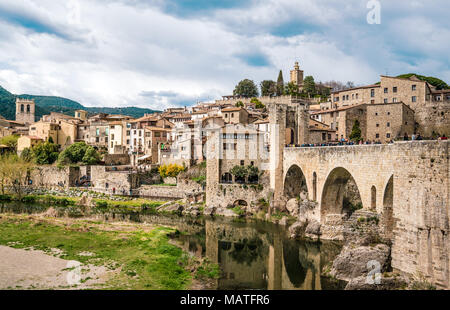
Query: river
0 201 345 290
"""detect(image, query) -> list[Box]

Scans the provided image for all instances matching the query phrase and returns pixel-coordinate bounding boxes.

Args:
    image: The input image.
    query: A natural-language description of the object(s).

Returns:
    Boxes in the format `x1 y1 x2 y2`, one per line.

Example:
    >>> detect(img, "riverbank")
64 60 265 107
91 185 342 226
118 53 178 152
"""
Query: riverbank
0 213 219 290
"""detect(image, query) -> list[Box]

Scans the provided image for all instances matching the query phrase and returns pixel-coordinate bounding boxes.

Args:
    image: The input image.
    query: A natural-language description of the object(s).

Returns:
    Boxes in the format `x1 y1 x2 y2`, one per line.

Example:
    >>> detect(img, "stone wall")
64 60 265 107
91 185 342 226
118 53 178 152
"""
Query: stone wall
30 166 80 188
281 141 449 288
137 179 203 200
90 165 137 194
103 154 130 166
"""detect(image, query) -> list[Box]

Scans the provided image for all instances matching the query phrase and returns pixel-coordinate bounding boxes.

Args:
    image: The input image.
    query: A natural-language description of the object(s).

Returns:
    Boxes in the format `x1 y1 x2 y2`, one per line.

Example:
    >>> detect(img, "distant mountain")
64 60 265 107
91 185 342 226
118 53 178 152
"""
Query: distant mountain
0 85 160 121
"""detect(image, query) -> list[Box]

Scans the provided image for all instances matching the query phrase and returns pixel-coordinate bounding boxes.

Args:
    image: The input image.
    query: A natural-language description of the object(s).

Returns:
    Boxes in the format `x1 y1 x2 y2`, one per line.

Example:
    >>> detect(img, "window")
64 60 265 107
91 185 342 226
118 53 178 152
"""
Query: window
240 160 244 166
105 137 108 143
110 142 113 148
20 104 24 112
250 161 254 166
225 113 228 118
386 133 391 138
234 133 237 139
322 133 326 140
412 96 417 102
412 85 416 91
393 87 397 93
223 143 227 150
154 132 161 137
110 126 115 129
231 113 234 118
376 124 380 127
393 98 397 103
139 131 142 137
371 100 375 104
342 96 345 101
127 139 130 145
387 122 390 127
356 93 359 99
405 122 408 125
346 95 349 100
245 133 249 139
352 94 354 100
375 112 378 116
371 89 375 97
384 88 388 94
387 112 390 115
376 133 380 138
222 133 226 139
96 128 100 136
384 98 388 103
96 137 99 143
111 134 115 140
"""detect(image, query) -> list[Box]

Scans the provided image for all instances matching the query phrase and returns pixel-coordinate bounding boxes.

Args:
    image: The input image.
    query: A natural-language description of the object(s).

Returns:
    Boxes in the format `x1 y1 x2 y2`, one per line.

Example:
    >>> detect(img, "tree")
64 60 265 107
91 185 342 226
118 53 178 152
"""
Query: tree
230 165 248 183
284 82 300 97
20 147 33 162
57 142 100 165
233 79 259 98
260 80 277 97
82 146 101 165
250 98 265 109
0 135 19 150
349 120 362 142
158 164 185 178
276 70 284 96
235 101 244 108
0 155 33 198
303 76 316 96
32 141 59 165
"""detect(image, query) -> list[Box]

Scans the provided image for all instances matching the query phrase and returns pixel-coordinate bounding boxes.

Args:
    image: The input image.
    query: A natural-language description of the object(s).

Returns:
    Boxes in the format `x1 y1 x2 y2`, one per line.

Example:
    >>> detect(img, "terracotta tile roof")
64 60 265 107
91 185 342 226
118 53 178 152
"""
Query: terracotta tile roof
221 107 247 112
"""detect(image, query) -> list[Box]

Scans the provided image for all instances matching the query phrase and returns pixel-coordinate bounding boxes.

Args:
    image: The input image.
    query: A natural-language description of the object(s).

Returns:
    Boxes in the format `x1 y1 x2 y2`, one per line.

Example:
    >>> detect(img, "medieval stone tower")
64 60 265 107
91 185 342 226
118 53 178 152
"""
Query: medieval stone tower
16 98 35 124
290 61 304 91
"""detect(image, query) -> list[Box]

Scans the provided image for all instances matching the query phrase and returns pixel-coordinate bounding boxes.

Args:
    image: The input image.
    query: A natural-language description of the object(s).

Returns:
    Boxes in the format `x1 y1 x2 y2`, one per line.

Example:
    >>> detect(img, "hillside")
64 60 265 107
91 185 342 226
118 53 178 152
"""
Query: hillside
396 74 449 90
0 85 160 121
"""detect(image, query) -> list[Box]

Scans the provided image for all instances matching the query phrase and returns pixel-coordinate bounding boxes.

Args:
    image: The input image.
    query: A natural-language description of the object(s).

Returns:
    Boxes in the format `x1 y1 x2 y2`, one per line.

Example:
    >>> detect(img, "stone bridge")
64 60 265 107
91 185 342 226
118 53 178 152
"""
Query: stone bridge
274 141 449 288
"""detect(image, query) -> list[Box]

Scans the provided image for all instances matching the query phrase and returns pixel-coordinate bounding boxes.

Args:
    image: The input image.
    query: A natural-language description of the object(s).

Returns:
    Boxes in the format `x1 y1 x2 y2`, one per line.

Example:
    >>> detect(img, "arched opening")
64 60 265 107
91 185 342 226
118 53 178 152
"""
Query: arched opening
285 128 295 145
321 167 362 220
233 200 248 207
20 104 24 112
371 186 376 210
26 104 30 113
284 165 308 200
221 172 233 184
382 176 394 239
312 172 317 201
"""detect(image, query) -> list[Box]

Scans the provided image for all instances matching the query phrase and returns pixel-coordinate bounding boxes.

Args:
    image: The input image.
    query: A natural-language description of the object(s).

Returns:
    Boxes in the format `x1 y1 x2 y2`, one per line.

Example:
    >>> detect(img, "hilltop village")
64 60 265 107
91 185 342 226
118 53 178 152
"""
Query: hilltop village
0 62 449 289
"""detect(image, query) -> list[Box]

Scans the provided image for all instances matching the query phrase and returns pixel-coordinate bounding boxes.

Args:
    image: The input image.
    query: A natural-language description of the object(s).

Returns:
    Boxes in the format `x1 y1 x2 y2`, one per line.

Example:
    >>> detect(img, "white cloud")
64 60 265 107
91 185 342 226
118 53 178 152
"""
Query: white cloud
0 0 447 111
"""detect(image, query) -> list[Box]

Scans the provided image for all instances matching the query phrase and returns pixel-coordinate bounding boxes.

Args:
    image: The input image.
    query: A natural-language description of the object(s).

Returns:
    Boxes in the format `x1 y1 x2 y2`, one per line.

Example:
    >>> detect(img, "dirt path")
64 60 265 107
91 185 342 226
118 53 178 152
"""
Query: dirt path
0 245 112 290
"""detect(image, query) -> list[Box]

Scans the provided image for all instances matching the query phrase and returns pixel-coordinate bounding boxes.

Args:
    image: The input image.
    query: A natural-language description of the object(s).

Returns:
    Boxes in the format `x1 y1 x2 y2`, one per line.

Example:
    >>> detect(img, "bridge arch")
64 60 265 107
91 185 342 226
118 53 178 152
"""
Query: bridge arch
320 167 362 220
382 175 394 239
233 199 248 207
283 164 308 200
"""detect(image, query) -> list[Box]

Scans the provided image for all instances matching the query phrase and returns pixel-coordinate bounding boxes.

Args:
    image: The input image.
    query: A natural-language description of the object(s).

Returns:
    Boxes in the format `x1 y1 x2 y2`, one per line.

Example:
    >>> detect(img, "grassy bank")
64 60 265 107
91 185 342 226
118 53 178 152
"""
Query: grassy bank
0 214 216 290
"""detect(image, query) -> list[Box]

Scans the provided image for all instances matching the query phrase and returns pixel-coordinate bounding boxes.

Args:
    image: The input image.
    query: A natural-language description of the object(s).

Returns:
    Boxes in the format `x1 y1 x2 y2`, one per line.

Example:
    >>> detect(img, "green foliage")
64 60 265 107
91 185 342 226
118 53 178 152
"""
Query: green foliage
250 97 265 109
235 101 244 108
349 120 362 142
396 74 448 90
233 79 259 98
57 142 100 165
230 165 248 179
260 80 276 97
247 165 259 178
231 205 246 216
284 82 300 97
82 146 101 165
276 70 285 96
0 135 19 150
32 141 59 165
158 164 185 178
303 75 316 96
20 147 33 162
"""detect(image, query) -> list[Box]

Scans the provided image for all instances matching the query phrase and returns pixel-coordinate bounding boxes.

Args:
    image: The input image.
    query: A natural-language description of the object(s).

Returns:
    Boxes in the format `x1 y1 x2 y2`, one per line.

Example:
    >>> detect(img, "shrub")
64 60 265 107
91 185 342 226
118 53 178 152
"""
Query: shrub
159 164 185 178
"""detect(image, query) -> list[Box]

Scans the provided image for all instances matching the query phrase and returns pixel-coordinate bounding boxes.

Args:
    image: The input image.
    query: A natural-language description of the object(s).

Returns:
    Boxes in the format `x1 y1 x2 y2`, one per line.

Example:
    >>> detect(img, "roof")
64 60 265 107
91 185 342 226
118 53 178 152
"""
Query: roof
144 126 171 132
311 104 366 115
253 118 269 124
108 121 124 126
20 135 43 140
309 119 335 132
331 84 380 94
221 107 248 113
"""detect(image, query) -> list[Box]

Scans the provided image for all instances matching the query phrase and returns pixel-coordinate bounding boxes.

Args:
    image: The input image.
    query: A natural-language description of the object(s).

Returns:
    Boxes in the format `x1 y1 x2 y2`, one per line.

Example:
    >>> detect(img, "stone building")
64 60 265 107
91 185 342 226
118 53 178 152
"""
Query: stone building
308 119 336 144
330 75 449 136
366 103 415 142
16 135 43 154
221 107 249 124
15 98 35 125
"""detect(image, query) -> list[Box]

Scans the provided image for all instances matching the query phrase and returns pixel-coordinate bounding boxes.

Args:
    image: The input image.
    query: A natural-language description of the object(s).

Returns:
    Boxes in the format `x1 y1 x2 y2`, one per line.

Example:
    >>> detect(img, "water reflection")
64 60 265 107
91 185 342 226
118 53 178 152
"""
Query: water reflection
178 219 345 290
0 202 345 290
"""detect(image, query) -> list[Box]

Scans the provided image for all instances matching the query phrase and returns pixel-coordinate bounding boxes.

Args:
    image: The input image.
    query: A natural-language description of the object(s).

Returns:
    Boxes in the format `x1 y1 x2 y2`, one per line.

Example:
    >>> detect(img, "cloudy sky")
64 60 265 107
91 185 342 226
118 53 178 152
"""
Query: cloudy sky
0 0 448 110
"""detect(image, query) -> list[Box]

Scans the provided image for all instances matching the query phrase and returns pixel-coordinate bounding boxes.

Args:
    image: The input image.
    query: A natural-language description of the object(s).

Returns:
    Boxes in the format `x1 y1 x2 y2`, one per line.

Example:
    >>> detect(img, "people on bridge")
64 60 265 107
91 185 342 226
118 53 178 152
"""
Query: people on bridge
439 134 448 141
403 133 409 141
416 133 423 141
